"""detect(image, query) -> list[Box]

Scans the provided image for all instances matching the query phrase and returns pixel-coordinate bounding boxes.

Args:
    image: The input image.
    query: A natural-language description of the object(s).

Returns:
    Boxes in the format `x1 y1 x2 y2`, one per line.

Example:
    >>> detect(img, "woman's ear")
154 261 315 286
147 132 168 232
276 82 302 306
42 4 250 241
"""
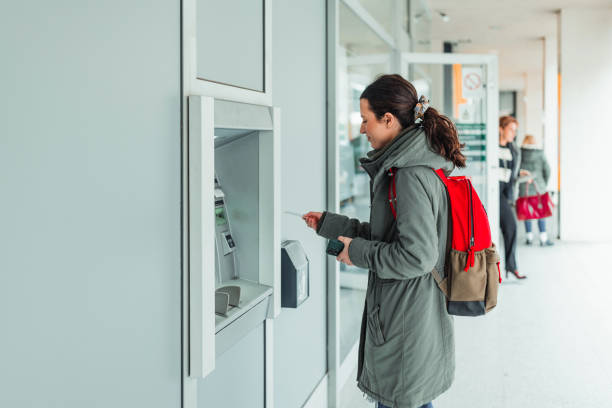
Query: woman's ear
384 112 394 128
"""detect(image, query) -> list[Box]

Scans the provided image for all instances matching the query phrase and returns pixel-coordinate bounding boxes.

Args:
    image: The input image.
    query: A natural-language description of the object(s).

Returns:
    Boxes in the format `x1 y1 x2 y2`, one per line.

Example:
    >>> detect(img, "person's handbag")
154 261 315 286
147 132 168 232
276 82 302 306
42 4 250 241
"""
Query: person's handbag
515 182 554 220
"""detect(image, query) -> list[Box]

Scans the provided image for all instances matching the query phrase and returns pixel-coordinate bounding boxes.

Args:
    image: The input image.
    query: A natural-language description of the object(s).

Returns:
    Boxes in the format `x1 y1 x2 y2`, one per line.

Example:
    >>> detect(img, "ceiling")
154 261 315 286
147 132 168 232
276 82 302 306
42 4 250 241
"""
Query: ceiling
348 0 611 90
339 1 393 55
429 0 612 87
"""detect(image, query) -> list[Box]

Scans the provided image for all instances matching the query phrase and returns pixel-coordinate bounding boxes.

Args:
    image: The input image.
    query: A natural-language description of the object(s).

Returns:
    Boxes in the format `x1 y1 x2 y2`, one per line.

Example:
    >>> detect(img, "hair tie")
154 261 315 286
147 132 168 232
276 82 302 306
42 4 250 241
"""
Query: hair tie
414 95 430 121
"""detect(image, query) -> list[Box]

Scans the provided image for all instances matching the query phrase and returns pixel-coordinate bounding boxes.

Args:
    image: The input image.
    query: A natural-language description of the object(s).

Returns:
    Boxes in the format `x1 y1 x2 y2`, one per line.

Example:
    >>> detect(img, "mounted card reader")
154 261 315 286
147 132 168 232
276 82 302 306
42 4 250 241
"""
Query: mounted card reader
281 240 309 308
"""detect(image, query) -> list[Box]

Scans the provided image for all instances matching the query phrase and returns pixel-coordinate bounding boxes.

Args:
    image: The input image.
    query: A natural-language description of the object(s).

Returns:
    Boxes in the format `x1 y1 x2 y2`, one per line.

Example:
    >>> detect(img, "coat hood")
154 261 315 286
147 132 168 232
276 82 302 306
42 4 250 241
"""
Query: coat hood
520 146 544 163
360 126 455 186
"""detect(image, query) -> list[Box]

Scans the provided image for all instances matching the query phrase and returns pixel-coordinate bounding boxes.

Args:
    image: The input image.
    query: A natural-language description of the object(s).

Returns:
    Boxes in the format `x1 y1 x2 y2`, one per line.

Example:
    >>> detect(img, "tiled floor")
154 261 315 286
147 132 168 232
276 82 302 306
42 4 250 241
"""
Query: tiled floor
340 240 612 408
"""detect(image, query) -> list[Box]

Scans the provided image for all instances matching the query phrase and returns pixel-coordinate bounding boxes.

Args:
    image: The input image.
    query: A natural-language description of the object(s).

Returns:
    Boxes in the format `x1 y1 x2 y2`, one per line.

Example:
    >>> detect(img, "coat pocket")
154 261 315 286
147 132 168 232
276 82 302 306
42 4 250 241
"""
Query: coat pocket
363 309 403 400
366 305 386 346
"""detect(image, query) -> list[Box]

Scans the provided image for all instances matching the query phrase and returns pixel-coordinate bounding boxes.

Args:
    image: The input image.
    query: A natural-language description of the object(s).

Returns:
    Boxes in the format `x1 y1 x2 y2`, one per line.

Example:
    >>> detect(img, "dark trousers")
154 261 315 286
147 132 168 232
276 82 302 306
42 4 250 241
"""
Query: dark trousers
500 197 518 272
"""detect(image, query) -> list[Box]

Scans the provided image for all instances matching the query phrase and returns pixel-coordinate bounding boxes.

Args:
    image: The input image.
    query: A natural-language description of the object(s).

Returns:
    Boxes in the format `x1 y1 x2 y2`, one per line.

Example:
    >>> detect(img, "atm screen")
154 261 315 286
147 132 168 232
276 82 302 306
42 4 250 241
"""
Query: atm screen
215 207 227 226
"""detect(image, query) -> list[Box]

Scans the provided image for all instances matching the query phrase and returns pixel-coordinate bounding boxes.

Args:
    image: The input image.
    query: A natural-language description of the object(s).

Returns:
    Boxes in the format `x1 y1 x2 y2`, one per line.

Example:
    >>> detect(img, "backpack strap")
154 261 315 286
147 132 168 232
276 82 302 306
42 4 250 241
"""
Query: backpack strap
432 168 453 298
431 267 448 297
387 167 398 219
388 167 453 298
389 168 450 219
434 168 448 185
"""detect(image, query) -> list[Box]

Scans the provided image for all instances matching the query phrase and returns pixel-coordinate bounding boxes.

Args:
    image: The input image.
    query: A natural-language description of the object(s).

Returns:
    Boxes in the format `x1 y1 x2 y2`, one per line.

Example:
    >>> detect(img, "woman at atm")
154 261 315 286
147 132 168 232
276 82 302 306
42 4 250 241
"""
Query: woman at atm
304 74 462 408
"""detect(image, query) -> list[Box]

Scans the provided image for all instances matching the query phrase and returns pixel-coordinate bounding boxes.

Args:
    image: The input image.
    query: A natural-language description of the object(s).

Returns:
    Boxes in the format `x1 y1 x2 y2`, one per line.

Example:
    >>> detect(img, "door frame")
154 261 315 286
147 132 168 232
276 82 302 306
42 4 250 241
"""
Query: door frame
401 52 500 240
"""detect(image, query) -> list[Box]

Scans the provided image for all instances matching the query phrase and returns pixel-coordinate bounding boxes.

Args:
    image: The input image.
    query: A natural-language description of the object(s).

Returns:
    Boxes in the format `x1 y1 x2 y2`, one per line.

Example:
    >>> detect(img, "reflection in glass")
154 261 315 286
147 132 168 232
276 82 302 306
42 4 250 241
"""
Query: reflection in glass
408 0 432 52
338 1 394 363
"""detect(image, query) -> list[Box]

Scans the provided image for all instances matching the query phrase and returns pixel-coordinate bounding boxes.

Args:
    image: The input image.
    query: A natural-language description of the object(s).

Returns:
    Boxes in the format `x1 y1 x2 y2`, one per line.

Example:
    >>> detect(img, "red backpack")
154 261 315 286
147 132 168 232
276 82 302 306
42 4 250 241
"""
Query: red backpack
388 167 501 316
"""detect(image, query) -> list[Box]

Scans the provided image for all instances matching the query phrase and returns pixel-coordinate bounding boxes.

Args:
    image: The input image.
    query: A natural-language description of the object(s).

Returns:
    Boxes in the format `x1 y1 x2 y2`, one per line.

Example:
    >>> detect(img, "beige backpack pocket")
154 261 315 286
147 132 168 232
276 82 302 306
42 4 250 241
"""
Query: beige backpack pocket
436 243 500 316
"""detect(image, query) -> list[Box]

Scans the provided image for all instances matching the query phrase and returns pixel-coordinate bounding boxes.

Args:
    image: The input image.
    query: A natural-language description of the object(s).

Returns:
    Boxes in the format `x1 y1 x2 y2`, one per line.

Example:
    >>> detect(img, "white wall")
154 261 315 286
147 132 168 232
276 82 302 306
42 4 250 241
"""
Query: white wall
500 75 525 92
189 2 328 407
272 1 328 408
523 69 544 146
560 7 612 241
543 32 559 192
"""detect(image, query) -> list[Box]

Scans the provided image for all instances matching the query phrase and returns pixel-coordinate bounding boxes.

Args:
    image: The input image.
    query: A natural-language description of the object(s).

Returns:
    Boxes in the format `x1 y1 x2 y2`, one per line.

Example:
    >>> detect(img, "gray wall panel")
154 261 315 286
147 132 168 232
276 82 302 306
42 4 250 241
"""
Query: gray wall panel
197 0 265 91
194 1 327 406
0 1 181 407
272 1 328 407
198 323 265 407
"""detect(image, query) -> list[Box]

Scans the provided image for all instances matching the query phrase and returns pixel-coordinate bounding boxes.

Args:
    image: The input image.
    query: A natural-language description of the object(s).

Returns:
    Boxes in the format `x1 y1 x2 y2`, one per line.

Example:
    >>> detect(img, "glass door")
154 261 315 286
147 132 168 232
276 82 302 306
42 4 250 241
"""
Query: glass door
335 6 395 391
337 54 393 364
401 52 500 239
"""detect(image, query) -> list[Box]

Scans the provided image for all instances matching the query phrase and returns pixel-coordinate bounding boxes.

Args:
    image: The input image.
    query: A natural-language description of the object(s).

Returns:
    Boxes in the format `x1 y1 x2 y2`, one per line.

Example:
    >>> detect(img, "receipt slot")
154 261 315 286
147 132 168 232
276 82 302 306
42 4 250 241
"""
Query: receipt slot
281 241 309 308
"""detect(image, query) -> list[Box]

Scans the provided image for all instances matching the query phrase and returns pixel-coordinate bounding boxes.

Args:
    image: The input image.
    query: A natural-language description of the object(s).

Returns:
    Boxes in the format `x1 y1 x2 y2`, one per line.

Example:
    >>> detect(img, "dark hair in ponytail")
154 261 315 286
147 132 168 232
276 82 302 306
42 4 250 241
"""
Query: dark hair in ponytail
360 74 466 168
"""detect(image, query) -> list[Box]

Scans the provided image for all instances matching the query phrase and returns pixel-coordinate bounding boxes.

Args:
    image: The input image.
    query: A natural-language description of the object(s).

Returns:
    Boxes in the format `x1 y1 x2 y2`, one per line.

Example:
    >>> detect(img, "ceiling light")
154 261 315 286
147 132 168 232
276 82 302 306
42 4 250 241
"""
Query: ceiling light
438 11 450 23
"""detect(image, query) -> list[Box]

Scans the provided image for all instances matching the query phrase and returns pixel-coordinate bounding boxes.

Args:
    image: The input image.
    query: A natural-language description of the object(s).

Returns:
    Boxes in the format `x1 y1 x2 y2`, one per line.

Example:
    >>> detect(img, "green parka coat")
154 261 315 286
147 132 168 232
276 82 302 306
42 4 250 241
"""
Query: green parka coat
317 126 455 408
518 145 551 197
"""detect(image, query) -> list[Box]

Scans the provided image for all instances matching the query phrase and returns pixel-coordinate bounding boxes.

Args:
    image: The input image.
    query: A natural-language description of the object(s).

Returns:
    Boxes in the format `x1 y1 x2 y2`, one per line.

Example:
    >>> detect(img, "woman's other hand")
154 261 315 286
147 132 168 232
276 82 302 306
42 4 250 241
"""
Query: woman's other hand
303 211 322 230
336 236 353 266
519 169 531 177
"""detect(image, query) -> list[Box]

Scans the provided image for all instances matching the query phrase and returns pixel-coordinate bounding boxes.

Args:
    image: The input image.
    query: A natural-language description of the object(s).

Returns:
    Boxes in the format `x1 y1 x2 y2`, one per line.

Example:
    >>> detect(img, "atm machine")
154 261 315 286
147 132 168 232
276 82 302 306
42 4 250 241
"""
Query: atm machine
212 174 273 334
213 176 239 315
187 96 281 380
186 92 308 408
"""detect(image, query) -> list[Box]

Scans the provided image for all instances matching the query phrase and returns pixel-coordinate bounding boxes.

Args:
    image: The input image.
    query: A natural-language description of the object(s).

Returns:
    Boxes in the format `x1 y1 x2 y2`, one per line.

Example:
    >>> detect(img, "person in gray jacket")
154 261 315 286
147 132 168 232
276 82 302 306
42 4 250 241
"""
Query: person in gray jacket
519 135 554 246
304 75 465 408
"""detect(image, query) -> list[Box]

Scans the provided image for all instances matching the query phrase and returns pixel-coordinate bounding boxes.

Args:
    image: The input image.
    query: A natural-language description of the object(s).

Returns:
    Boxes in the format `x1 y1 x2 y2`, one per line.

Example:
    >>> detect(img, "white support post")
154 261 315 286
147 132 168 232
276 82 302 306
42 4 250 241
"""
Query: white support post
327 1 341 407
341 0 395 49
264 318 274 408
485 57 501 244
543 33 559 193
390 0 406 73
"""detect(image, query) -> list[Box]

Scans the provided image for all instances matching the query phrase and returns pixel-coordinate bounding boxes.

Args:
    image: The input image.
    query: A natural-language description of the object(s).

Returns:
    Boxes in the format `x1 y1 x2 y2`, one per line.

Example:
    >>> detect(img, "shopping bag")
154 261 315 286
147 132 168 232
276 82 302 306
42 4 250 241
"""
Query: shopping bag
516 183 553 220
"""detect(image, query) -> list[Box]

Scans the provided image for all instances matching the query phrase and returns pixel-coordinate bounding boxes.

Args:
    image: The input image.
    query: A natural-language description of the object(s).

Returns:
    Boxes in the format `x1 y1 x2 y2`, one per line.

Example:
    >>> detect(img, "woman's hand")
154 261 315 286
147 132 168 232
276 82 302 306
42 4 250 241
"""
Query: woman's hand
303 211 322 230
336 236 353 266
519 169 531 177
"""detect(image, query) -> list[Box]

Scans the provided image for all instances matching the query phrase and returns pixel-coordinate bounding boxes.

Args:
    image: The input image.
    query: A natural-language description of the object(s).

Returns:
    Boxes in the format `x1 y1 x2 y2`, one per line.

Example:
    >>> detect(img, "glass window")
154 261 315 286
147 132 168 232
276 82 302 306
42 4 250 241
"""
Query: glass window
408 0 432 52
337 1 394 363
355 0 395 32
